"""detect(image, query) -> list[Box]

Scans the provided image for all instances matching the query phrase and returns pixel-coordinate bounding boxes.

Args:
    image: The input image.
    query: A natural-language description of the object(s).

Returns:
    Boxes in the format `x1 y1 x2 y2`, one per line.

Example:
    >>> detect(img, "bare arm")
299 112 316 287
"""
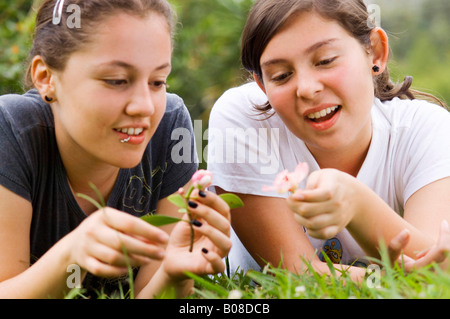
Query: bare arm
291 170 449 262
0 185 76 298
215 187 366 282
0 184 169 298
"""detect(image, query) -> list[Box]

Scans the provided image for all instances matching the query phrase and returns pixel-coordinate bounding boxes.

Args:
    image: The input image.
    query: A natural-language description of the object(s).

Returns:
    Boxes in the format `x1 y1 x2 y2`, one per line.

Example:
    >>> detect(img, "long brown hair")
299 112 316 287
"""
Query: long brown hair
25 0 176 88
241 0 447 113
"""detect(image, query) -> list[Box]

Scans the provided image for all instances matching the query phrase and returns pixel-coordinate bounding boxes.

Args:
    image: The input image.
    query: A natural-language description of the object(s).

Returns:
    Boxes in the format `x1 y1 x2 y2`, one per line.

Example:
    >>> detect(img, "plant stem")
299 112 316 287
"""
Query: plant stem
184 186 195 252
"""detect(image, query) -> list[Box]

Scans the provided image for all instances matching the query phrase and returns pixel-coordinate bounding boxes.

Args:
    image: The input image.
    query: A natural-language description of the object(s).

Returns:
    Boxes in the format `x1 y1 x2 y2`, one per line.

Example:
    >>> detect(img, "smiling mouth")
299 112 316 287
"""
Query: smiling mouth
306 105 341 123
113 127 144 136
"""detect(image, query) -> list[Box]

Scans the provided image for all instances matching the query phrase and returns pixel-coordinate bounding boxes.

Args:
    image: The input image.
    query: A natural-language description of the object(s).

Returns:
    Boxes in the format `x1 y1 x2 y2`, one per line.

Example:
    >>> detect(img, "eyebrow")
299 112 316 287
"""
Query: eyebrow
96 60 171 72
305 38 338 54
261 38 339 68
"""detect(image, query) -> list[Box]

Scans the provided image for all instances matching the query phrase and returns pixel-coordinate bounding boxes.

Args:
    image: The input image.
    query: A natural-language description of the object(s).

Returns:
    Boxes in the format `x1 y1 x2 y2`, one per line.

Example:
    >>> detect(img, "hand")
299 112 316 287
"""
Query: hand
287 169 359 239
388 220 450 271
66 207 169 277
162 189 231 281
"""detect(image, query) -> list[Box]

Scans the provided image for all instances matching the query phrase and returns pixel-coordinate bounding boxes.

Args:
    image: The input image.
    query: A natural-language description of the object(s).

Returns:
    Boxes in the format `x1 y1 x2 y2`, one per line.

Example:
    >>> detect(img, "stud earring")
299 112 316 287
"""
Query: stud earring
44 96 53 102
372 65 380 73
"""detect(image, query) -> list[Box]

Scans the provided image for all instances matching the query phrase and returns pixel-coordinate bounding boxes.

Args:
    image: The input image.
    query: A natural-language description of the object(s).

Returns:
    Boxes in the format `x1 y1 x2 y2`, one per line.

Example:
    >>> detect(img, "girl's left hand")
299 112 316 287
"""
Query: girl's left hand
287 169 360 239
388 220 450 271
161 189 231 281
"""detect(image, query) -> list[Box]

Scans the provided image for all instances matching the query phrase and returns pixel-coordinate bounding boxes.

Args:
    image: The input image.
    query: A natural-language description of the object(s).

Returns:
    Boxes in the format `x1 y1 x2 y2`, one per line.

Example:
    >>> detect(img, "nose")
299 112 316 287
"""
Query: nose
295 70 324 101
125 82 156 117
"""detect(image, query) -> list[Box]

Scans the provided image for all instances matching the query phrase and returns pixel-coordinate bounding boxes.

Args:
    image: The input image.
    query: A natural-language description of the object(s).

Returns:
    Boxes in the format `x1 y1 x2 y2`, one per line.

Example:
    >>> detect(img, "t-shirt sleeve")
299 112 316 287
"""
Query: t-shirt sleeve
399 100 450 204
207 83 286 197
157 94 198 199
0 100 33 202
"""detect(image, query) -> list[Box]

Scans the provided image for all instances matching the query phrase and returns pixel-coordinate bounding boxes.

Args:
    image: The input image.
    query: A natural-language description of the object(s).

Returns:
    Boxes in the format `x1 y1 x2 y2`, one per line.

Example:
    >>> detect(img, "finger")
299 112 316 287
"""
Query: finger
190 189 231 221
305 170 321 190
187 200 230 236
291 188 332 203
306 225 340 240
387 229 410 264
399 254 417 272
83 255 130 278
287 198 332 219
96 229 166 261
88 241 154 268
414 220 450 268
200 248 226 274
100 209 169 245
192 221 232 256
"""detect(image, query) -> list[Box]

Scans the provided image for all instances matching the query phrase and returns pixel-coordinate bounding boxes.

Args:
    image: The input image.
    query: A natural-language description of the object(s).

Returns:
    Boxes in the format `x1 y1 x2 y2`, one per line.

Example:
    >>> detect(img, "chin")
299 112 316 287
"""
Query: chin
110 152 145 169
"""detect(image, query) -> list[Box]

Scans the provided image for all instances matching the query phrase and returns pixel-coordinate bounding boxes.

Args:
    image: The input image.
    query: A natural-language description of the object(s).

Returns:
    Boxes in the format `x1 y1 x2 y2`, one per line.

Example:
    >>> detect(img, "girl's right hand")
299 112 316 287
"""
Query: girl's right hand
65 207 169 277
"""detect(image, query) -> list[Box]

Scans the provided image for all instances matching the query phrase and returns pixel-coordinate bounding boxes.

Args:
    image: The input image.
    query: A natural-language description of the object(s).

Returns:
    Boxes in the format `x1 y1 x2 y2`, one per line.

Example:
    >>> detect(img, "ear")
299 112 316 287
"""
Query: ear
369 28 389 74
30 55 57 102
253 73 267 94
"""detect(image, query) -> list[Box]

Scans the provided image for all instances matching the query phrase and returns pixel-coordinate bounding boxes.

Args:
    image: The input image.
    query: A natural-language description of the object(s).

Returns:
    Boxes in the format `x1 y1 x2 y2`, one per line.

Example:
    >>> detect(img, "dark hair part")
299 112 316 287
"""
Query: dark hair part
241 0 447 113
25 0 176 88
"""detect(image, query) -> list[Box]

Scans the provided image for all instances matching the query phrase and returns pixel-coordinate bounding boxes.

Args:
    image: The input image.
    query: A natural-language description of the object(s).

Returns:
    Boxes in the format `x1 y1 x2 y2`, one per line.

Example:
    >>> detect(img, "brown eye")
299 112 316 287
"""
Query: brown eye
316 57 337 67
272 72 292 83
104 79 128 86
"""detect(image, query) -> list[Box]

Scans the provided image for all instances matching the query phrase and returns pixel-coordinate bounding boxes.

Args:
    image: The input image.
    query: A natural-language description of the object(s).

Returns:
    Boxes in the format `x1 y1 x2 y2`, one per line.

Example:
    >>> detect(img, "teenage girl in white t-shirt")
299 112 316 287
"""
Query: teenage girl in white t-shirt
207 0 450 280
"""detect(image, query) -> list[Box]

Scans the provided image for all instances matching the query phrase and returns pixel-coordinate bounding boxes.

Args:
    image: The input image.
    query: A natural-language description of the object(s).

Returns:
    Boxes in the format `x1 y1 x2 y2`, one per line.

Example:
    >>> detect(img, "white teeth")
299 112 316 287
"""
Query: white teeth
134 128 143 135
307 106 339 120
116 127 144 136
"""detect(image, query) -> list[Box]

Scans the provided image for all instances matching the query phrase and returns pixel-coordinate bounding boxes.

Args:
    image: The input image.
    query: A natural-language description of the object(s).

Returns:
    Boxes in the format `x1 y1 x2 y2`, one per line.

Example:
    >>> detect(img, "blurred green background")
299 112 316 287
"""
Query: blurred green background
1 0 449 121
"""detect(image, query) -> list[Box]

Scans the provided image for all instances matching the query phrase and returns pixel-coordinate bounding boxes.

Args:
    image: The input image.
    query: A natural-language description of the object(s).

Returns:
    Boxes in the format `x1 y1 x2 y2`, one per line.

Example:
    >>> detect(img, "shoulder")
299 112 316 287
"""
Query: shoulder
212 82 267 116
158 92 192 130
165 92 187 113
0 90 53 130
373 97 450 129
210 82 280 131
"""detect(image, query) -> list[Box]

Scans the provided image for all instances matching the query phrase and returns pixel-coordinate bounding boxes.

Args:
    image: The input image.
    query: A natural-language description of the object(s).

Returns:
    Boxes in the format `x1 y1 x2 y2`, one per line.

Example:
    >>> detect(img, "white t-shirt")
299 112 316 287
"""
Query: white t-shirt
207 81 450 272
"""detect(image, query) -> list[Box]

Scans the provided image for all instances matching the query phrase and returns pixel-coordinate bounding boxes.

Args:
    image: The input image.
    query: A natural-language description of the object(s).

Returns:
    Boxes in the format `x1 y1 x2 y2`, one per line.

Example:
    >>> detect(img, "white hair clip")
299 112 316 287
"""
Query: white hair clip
52 0 65 25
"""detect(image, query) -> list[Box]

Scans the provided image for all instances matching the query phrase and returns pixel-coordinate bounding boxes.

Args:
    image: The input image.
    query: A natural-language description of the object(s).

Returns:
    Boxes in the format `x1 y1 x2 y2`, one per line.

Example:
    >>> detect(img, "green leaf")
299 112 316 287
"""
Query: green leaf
167 194 187 208
219 193 244 209
140 214 183 227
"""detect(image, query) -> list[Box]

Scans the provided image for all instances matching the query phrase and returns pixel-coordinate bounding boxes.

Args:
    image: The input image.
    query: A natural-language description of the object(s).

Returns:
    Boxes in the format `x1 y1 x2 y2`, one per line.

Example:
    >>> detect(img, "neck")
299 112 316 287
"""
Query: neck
308 135 372 178
314 148 368 177
58 143 120 215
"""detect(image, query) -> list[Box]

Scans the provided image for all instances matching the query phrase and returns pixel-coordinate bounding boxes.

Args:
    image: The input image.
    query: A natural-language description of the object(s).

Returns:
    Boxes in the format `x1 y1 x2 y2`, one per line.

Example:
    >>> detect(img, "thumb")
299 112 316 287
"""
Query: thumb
305 170 321 190
387 229 410 265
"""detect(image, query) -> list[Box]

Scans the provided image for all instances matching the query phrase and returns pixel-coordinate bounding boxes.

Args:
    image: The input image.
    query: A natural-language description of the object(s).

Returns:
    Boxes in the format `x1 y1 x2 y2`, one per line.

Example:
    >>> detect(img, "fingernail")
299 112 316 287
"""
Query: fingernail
192 219 202 227
202 248 208 254
199 190 207 198
188 201 198 209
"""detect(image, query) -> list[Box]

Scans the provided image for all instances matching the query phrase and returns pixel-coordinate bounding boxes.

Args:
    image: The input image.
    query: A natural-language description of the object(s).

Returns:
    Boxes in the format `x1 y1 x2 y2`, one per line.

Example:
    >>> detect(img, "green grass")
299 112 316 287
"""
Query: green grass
185 257 450 300
65 247 450 299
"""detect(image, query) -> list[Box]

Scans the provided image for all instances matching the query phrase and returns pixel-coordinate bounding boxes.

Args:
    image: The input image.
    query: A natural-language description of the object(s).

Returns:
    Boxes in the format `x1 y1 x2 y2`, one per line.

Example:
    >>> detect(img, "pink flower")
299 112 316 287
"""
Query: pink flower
262 162 309 194
191 169 213 189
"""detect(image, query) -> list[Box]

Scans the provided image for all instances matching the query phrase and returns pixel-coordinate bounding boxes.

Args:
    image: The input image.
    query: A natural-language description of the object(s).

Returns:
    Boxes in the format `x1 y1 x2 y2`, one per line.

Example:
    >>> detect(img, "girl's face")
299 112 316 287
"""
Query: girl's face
51 13 172 168
258 11 376 157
